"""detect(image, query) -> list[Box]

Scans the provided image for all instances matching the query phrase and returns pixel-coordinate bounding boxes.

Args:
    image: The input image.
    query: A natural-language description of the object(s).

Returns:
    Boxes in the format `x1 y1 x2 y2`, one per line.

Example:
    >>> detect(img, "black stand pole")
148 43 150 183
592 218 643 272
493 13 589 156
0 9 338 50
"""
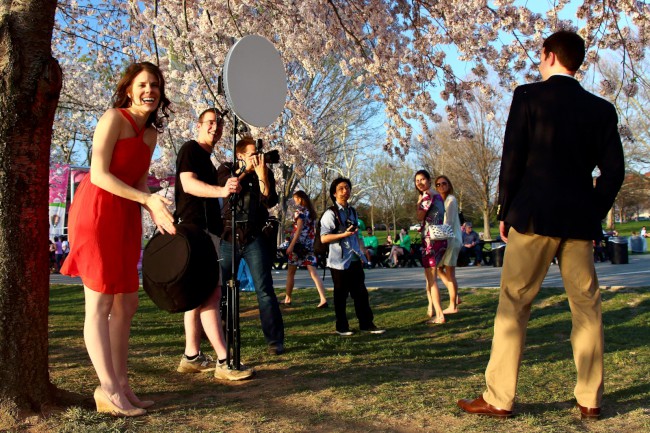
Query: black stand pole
226 115 241 370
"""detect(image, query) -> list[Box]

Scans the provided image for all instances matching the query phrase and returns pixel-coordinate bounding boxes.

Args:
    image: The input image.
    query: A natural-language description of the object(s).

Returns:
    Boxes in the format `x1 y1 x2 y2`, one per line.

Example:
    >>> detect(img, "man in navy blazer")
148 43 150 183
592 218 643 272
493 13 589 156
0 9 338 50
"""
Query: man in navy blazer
458 31 624 419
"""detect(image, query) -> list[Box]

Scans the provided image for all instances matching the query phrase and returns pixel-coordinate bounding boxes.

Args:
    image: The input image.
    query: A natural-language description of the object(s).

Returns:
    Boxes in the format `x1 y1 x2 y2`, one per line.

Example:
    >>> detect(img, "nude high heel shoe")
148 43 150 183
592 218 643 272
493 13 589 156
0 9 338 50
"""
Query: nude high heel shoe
124 386 154 409
94 386 147 417
127 394 155 409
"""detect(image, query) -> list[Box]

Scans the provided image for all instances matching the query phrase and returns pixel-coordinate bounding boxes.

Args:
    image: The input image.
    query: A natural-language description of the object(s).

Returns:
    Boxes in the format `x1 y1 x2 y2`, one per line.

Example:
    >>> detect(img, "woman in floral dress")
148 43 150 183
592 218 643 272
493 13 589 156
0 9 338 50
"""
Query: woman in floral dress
282 191 328 308
415 170 448 324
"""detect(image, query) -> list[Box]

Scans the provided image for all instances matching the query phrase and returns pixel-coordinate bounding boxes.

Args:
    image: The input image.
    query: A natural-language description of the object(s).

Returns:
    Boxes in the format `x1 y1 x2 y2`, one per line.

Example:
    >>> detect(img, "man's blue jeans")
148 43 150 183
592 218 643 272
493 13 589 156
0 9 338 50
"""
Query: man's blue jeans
220 237 284 346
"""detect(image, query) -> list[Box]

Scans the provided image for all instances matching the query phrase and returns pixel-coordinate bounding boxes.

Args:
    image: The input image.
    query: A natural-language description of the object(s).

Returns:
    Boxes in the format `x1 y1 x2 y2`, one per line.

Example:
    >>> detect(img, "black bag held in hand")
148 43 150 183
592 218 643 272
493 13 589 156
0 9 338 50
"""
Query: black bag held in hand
142 223 219 313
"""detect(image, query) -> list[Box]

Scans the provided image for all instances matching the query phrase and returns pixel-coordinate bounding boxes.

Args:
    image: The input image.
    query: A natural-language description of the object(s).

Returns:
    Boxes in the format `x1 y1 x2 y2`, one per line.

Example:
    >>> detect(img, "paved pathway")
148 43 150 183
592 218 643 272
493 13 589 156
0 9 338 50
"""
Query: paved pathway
50 253 650 289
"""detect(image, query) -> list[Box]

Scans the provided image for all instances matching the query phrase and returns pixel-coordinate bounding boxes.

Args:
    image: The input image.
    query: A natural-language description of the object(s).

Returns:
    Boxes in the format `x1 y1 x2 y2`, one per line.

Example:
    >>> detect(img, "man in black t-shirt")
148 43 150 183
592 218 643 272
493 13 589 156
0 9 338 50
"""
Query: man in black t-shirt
174 108 253 381
217 137 285 355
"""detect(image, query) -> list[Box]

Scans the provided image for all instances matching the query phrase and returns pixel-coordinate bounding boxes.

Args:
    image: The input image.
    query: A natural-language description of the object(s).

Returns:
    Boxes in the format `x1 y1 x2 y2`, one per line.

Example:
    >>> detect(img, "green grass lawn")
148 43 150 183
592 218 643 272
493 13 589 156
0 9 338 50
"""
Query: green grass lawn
33 285 650 432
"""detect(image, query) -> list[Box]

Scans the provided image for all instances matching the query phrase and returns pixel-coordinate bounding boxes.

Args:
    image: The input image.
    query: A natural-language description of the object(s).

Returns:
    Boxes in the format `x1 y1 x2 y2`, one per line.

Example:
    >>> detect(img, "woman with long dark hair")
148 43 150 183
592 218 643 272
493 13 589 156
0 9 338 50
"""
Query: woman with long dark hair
415 170 448 324
435 175 463 313
61 62 174 416
282 190 328 308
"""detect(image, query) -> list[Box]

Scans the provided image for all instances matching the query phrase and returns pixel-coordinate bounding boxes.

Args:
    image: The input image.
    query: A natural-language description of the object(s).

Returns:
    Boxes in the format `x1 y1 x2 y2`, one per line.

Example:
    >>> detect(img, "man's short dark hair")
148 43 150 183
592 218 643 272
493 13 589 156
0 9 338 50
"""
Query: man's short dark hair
198 108 218 123
235 137 256 154
542 30 585 72
329 177 352 204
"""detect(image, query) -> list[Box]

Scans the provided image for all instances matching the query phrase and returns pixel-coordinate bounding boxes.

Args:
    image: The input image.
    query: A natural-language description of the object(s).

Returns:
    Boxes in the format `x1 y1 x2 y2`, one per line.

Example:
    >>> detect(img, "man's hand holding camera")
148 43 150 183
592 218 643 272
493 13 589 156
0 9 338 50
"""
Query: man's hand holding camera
340 221 358 238
243 152 267 178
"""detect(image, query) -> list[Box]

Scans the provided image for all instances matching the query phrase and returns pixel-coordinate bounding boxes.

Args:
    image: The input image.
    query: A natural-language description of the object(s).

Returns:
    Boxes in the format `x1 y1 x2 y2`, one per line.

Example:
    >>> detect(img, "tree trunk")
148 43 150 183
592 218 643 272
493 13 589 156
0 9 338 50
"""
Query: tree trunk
606 208 615 231
0 0 62 419
482 204 491 240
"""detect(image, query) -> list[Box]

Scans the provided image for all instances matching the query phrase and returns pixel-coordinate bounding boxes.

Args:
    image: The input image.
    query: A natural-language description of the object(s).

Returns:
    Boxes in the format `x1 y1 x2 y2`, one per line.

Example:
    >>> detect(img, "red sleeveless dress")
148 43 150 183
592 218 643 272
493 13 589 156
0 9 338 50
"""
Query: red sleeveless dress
61 109 151 294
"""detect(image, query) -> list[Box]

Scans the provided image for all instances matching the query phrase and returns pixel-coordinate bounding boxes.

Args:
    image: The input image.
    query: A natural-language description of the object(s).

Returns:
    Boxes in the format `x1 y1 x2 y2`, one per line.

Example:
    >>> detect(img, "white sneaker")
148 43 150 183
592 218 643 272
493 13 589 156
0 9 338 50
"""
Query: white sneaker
360 326 386 334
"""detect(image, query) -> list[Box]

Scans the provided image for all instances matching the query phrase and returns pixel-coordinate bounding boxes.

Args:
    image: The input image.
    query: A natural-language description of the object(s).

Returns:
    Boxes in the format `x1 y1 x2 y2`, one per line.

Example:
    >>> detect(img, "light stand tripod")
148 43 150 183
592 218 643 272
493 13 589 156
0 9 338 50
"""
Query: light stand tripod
225 115 242 370
220 34 287 370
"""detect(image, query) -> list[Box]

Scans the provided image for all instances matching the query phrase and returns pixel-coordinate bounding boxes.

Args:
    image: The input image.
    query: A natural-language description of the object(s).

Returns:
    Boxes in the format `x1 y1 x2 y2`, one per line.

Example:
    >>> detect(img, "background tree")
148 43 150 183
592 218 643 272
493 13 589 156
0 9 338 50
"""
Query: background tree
596 57 650 172
367 159 416 238
275 56 380 236
591 56 650 228
0 0 62 418
614 173 650 222
53 1 650 167
417 89 504 237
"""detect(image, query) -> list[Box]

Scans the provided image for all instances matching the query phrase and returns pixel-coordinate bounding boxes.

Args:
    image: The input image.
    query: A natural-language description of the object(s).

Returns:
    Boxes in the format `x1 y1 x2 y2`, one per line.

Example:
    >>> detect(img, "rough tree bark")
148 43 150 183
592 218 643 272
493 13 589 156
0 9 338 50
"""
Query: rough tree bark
0 0 62 420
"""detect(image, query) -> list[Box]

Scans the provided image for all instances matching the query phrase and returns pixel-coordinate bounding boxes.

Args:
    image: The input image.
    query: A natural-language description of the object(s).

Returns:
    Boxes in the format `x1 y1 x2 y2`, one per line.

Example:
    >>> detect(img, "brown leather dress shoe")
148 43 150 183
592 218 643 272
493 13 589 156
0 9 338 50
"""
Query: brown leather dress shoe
457 396 513 418
577 403 601 419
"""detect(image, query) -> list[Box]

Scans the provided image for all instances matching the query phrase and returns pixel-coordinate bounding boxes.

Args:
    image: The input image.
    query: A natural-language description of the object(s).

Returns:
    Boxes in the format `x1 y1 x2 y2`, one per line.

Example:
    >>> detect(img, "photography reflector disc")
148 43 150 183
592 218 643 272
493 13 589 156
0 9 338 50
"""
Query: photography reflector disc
223 35 287 127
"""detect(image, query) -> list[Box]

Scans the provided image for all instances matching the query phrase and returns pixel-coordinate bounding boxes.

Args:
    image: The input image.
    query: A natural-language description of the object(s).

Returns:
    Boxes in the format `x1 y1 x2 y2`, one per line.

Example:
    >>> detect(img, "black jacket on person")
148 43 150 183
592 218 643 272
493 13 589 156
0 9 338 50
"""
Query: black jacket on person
497 75 625 241
217 162 278 244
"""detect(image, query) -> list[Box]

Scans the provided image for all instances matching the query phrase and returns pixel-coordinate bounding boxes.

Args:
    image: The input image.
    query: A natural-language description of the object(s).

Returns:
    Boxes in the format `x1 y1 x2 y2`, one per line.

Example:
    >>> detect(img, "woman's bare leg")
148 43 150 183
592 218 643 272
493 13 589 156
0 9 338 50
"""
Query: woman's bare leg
84 287 136 411
424 268 445 323
109 291 141 406
283 265 297 303
438 266 459 314
307 264 328 305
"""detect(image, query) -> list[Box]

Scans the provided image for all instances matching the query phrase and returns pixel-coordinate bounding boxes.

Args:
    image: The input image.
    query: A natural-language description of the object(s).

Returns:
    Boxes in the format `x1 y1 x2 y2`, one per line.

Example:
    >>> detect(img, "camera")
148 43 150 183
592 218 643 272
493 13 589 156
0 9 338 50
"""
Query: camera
262 149 280 164
345 220 358 232
255 139 280 164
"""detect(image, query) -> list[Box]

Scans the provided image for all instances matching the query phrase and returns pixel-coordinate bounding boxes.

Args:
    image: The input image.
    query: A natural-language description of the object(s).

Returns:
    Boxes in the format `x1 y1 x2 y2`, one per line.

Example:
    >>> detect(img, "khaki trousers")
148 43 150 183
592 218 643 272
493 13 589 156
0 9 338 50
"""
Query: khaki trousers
483 228 604 410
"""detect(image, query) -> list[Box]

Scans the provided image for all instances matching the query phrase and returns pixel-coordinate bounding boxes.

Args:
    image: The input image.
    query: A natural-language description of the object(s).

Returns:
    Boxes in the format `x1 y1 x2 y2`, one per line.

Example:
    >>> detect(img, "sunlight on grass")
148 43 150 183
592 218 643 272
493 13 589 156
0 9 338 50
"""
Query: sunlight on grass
39 284 650 432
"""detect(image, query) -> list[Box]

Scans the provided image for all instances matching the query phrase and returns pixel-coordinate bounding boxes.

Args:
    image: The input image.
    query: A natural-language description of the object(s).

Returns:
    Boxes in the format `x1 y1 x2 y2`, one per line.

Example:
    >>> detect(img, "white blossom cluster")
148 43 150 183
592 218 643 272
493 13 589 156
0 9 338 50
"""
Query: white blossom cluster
52 0 650 169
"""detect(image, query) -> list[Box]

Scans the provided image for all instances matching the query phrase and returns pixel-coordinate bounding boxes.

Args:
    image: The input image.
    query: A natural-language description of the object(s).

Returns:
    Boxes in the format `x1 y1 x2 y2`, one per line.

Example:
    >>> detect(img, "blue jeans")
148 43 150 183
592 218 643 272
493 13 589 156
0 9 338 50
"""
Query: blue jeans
220 237 284 346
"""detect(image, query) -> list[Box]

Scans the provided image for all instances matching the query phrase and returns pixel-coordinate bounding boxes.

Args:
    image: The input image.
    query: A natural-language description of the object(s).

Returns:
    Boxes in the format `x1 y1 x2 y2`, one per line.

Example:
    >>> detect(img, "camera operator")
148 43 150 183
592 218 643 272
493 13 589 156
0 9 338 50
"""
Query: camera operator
217 137 285 355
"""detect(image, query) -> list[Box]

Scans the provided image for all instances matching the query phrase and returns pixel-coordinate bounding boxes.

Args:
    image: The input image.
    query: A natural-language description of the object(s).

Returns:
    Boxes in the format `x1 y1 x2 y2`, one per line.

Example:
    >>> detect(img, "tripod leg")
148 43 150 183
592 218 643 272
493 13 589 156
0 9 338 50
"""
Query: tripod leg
233 280 241 370
225 278 235 368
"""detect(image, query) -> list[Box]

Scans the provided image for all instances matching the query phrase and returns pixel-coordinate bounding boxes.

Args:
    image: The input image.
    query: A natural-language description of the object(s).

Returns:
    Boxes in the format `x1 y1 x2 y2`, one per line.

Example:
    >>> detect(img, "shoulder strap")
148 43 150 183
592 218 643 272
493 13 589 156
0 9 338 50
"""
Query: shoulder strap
117 108 143 136
329 205 344 229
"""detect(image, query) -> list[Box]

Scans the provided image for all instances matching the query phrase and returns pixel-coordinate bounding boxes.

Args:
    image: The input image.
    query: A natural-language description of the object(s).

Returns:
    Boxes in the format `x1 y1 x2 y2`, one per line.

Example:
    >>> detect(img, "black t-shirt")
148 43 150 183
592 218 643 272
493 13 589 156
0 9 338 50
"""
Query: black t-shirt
174 140 223 235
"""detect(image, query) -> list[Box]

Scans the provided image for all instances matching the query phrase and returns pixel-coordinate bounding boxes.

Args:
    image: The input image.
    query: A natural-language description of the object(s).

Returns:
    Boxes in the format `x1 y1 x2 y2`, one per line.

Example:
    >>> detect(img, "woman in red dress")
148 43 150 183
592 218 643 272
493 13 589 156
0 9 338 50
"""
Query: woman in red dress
61 62 174 416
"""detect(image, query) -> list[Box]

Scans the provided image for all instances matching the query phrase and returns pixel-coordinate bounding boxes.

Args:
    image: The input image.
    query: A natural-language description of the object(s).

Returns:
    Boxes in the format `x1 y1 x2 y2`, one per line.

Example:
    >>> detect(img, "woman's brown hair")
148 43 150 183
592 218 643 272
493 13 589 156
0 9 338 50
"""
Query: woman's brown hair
112 61 172 132
293 190 317 221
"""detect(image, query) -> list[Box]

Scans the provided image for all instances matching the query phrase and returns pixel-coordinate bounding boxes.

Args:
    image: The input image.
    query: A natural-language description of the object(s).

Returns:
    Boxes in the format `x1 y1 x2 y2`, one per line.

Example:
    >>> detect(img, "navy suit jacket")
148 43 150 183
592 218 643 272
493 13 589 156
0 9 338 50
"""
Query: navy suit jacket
497 75 624 241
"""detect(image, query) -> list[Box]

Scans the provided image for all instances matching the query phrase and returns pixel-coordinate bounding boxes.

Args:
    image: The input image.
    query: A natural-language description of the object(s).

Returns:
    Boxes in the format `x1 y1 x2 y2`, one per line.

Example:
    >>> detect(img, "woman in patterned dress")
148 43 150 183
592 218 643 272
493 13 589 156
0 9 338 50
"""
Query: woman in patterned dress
415 170 448 324
282 191 328 308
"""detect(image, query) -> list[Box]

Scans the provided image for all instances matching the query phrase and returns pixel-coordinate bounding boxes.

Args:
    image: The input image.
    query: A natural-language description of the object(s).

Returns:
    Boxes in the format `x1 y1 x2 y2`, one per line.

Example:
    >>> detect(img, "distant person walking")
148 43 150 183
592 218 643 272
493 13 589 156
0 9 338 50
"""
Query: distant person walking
458 31 624 419
283 190 328 308
53 236 64 272
434 175 462 313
